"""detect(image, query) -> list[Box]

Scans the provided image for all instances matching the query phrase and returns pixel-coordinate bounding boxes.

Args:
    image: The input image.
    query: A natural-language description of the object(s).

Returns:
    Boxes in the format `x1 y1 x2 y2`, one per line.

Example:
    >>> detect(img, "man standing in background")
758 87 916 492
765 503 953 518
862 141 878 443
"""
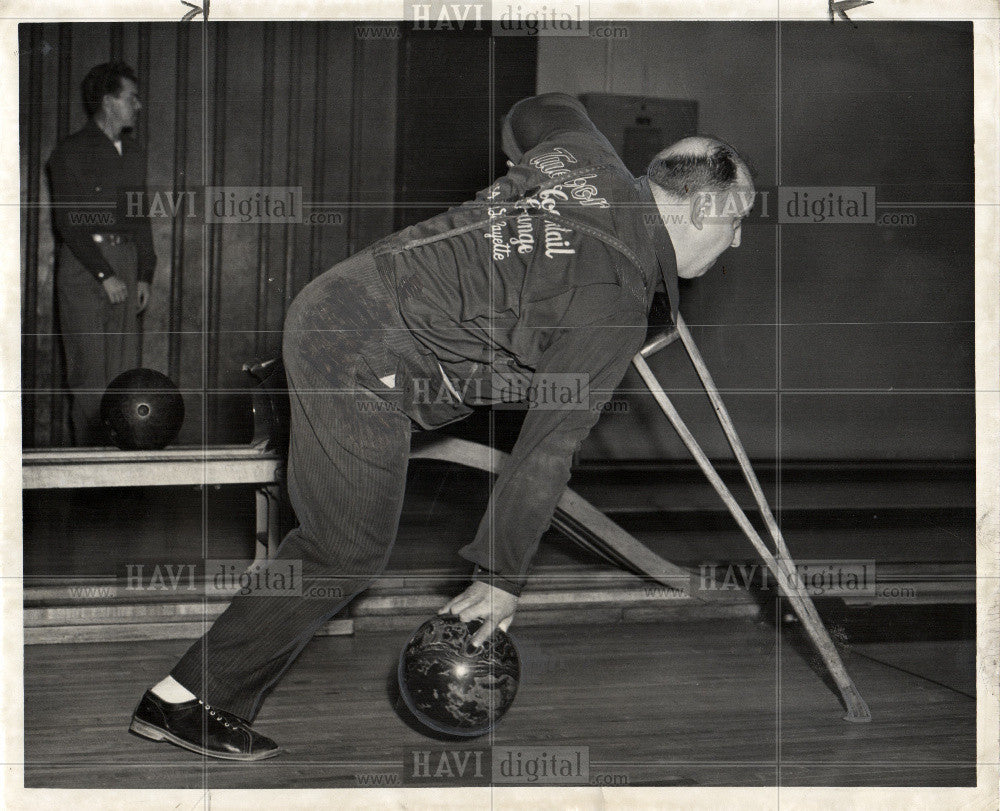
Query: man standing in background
47 60 156 445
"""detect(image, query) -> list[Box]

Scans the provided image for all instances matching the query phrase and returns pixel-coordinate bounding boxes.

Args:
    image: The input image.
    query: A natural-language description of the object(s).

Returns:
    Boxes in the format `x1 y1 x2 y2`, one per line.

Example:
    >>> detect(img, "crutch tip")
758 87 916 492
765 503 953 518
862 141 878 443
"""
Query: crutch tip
841 687 872 722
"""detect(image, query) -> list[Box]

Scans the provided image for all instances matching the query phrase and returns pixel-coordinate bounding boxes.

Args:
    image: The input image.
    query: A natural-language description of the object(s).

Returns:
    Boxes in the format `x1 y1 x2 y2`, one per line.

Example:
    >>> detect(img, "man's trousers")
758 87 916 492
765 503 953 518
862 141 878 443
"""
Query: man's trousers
171 248 421 722
56 241 140 446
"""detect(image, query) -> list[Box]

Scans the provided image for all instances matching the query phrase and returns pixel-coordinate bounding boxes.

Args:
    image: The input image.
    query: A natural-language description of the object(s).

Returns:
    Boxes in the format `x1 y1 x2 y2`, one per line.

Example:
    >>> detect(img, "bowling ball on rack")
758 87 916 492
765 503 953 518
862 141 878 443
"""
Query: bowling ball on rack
100 368 185 450
397 614 521 738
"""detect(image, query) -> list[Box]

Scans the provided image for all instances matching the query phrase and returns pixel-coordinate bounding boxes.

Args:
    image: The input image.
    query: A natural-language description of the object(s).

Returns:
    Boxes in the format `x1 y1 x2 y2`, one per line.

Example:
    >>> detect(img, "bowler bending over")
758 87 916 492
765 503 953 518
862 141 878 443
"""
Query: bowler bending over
130 93 754 759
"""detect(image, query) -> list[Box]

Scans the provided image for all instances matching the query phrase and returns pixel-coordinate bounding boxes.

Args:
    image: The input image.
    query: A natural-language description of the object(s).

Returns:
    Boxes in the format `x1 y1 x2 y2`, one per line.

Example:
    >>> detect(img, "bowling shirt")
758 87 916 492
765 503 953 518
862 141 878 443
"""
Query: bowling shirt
372 92 680 596
47 117 157 283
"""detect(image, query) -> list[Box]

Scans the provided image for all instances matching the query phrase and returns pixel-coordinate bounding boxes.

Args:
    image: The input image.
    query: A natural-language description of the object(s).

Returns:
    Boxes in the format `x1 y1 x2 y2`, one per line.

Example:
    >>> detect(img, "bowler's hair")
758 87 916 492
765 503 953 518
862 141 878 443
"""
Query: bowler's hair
646 139 749 198
81 60 138 117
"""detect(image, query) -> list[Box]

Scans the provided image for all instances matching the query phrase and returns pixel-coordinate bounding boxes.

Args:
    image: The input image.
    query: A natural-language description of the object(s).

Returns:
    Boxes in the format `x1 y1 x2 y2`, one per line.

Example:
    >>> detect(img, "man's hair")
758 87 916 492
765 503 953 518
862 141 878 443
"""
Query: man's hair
81 60 138 117
646 138 749 198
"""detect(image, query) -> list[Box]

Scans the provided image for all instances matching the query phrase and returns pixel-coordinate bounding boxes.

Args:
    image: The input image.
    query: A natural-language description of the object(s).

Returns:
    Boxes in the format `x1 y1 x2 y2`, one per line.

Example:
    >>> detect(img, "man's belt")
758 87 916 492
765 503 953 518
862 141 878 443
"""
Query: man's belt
92 233 134 246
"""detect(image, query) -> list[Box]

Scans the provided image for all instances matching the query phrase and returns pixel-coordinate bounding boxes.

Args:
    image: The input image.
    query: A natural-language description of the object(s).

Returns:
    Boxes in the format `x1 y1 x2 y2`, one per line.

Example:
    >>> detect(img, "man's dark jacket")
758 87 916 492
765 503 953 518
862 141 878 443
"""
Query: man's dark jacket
372 93 681 595
47 117 156 282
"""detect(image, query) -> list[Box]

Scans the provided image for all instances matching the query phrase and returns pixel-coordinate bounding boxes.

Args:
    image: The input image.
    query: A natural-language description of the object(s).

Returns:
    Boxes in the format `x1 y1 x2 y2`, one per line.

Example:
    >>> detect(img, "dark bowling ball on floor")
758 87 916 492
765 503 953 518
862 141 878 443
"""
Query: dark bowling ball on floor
398 614 521 738
100 368 185 450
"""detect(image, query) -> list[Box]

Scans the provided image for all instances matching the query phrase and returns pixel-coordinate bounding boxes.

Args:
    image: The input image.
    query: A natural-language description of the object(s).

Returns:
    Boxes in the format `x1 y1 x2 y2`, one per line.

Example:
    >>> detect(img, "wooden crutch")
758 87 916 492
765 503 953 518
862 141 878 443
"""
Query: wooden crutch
633 314 872 722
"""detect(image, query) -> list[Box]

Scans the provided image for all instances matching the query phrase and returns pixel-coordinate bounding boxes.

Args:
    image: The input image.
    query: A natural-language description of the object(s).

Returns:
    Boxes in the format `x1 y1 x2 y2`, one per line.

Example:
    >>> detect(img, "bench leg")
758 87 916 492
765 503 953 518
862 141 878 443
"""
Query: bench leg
255 485 281 562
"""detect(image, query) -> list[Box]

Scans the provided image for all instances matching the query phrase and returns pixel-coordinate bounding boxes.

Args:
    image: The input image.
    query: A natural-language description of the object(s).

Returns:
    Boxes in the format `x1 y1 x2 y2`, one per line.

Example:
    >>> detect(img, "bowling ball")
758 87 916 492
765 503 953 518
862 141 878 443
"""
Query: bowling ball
397 614 520 738
100 368 185 450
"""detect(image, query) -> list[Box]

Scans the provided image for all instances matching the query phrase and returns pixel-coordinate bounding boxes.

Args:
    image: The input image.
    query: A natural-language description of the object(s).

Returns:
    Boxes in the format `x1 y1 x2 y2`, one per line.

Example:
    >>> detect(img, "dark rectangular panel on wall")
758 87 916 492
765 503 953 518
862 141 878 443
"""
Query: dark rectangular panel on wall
393 29 538 451
579 93 698 176
394 30 538 230
347 25 400 255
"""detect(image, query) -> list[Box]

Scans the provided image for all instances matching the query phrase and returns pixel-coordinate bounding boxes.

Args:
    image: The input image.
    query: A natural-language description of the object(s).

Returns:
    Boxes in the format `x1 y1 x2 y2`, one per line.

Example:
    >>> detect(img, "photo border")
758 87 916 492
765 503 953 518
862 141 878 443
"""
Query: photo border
2 2 997 808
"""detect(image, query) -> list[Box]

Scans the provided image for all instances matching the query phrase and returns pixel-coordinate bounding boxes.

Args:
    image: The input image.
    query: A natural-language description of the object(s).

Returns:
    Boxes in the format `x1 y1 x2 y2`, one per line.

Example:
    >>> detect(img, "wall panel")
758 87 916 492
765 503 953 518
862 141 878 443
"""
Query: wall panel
538 22 973 462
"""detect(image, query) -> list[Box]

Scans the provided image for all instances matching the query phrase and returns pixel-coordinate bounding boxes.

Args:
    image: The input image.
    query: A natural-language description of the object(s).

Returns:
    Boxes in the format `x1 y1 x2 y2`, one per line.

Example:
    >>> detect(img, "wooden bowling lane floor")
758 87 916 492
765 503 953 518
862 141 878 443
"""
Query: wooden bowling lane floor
23 615 974 789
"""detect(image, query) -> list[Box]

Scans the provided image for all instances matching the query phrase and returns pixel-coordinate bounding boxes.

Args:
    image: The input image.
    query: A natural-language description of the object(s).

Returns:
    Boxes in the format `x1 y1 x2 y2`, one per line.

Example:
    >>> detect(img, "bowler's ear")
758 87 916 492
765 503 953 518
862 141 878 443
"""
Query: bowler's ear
689 193 711 231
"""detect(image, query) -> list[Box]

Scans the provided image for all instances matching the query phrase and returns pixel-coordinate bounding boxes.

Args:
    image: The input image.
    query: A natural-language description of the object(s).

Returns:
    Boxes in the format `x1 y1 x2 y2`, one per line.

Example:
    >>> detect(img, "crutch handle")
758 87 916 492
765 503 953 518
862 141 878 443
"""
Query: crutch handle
640 327 680 358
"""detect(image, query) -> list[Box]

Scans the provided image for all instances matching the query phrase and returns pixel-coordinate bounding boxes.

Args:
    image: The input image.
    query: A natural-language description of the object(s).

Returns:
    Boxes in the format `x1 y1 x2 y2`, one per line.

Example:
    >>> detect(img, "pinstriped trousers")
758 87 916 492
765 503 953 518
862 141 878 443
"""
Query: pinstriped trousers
171 249 417 722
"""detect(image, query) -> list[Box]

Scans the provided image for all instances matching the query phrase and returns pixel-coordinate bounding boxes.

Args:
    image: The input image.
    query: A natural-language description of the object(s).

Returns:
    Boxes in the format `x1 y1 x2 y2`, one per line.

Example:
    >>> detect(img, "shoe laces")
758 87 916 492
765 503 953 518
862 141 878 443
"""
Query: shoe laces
197 698 244 730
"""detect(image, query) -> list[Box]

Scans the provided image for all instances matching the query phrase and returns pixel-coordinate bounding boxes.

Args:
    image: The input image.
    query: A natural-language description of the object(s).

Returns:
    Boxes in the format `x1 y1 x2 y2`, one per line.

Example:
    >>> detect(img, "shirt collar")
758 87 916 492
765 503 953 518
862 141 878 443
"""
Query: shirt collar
636 175 680 322
84 117 126 154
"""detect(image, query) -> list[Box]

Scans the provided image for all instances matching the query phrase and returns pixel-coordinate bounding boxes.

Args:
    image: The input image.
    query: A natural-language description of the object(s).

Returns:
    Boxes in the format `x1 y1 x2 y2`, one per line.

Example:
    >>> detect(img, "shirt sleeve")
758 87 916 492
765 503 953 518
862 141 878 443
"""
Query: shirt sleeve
47 147 117 281
459 299 646 596
501 92 622 169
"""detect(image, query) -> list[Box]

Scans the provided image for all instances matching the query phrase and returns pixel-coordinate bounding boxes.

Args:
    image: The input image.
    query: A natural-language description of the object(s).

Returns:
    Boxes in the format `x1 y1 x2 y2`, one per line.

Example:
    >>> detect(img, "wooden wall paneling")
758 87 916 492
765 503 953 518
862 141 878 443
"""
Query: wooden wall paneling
29 23 59 447
260 22 293 356
48 23 82 447
21 23 400 445
214 22 276 441
391 32 534 231
253 24 275 358
137 23 179 383
36 24 115 446
21 25 44 447
348 28 398 253
205 23 227 437
491 35 540 171
167 23 190 383
133 24 151 366
579 94 697 175
776 24 973 460
280 24 302 321
175 24 205 444
288 25 319 303
134 25 149 364
313 24 354 276
306 23 328 284
347 30 366 251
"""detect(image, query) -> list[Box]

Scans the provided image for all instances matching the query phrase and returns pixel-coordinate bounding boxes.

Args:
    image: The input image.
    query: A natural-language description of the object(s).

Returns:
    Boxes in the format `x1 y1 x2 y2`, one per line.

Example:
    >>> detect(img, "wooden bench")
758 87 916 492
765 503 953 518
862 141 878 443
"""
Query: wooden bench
22 445 283 562
20 435 694 645
21 435 691 589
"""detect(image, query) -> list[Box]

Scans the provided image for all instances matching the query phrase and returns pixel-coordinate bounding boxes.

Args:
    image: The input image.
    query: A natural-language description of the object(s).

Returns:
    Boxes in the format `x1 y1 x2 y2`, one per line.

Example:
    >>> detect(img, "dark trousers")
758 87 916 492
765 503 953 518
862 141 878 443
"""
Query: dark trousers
56 242 140 446
171 249 417 721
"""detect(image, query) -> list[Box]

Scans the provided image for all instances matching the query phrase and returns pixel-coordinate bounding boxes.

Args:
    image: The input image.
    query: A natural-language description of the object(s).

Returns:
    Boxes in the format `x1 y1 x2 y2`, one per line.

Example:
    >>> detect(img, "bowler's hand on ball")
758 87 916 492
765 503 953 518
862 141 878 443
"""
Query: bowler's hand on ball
439 581 517 647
